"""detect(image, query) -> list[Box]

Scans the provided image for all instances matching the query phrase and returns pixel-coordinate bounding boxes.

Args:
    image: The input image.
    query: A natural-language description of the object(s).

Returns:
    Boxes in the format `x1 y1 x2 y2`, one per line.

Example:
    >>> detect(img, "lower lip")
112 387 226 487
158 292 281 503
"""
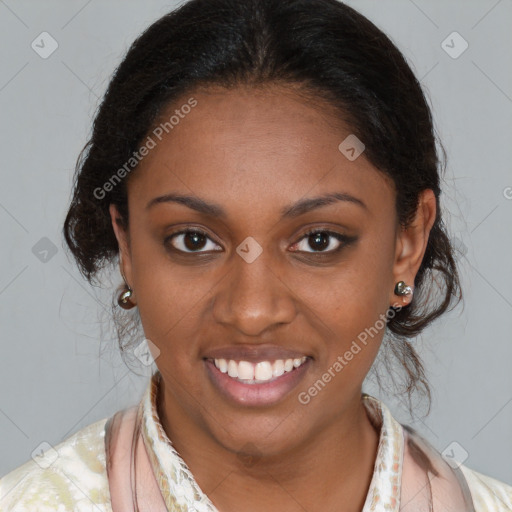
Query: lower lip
204 358 311 407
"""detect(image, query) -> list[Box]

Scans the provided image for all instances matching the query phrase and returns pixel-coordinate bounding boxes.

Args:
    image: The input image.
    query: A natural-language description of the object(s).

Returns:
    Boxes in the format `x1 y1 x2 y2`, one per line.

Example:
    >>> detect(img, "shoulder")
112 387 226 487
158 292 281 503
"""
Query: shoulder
0 416 112 512
459 463 512 512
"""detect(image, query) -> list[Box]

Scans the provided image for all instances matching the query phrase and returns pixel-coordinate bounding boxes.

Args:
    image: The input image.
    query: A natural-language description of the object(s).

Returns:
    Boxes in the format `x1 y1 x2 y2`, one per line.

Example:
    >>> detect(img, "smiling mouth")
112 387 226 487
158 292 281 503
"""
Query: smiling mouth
204 355 311 406
206 356 308 384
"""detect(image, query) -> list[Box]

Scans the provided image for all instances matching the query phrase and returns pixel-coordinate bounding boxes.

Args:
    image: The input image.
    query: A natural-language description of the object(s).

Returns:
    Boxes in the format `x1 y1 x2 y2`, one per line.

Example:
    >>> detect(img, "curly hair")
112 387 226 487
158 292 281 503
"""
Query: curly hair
63 0 462 416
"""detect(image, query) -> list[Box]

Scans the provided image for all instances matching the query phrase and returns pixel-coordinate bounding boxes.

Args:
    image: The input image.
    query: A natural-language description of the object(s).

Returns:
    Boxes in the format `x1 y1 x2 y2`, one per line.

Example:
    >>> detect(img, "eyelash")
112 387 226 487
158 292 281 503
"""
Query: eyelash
294 228 355 254
164 227 355 256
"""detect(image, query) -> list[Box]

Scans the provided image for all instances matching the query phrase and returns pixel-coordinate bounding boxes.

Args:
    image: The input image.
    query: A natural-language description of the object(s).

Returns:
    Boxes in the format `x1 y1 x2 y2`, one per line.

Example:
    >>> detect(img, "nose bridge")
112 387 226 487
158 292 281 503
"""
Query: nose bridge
213 243 296 335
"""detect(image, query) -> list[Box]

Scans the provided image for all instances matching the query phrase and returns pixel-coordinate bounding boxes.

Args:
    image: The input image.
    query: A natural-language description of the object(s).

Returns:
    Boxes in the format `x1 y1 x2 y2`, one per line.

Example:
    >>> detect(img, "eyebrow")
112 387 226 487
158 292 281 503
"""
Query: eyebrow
146 191 367 219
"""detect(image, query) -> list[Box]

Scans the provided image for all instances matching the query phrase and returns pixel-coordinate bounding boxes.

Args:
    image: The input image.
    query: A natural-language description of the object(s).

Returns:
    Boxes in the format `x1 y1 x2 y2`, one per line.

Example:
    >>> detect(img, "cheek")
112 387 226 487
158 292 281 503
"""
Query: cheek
317 228 394 308
134 272 205 351
127 230 205 350
303 228 395 358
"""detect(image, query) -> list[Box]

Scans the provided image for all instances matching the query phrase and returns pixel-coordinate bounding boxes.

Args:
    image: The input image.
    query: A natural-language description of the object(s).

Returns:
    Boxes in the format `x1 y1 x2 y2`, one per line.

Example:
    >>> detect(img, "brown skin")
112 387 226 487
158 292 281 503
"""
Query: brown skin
110 84 436 512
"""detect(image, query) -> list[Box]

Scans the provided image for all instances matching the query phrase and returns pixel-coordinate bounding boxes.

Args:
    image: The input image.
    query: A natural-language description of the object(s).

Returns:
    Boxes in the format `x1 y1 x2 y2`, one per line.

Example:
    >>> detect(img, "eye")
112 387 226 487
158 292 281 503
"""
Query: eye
290 228 355 254
164 229 222 254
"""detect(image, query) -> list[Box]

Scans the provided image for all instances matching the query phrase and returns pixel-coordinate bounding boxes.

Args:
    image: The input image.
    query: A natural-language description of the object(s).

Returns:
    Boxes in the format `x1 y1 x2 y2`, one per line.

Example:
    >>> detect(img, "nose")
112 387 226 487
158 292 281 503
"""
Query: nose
212 248 297 336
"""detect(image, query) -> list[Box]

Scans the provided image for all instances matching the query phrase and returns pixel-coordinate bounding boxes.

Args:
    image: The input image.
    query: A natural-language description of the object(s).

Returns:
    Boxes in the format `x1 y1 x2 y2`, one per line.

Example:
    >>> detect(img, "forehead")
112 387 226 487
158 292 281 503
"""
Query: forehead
128 85 395 219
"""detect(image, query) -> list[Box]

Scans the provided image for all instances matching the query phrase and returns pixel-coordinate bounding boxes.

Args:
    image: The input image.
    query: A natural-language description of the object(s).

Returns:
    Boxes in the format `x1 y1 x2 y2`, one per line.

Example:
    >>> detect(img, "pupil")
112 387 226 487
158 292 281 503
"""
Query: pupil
185 232 206 251
309 232 328 251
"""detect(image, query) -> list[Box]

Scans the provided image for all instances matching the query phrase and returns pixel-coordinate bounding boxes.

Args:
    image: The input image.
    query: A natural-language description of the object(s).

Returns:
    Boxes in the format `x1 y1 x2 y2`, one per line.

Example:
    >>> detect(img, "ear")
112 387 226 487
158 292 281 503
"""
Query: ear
390 189 437 307
109 203 136 304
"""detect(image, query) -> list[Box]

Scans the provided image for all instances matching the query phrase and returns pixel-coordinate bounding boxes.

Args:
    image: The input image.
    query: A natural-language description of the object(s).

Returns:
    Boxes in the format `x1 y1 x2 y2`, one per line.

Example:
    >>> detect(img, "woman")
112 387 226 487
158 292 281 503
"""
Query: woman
1 0 510 510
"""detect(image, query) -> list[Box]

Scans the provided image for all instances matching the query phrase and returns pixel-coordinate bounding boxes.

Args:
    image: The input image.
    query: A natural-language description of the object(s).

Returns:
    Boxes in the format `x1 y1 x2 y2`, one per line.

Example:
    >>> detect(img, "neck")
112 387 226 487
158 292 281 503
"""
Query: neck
158 381 380 512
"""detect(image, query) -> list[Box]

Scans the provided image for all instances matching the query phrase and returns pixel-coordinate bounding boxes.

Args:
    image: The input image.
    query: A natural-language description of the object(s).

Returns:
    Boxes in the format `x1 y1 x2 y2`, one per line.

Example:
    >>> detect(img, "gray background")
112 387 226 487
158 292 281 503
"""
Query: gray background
1 0 511 486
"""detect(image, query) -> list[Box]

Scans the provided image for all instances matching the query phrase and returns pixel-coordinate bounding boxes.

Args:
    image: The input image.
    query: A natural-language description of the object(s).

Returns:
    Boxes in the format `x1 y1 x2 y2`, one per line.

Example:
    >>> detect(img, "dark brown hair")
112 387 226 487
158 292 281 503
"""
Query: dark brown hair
63 0 462 415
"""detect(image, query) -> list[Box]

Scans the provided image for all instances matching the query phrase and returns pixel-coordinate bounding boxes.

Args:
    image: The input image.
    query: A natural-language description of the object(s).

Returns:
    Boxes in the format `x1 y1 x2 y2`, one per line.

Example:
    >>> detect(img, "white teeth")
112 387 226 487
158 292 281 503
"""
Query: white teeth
254 361 273 380
213 356 307 383
218 358 228 373
227 360 238 378
237 361 254 380
272 359 285 377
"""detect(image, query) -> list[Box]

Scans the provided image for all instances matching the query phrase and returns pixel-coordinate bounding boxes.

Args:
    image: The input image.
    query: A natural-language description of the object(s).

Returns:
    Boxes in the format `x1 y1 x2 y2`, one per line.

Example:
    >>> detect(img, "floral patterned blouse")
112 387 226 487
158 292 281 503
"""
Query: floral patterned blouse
1 371 511 511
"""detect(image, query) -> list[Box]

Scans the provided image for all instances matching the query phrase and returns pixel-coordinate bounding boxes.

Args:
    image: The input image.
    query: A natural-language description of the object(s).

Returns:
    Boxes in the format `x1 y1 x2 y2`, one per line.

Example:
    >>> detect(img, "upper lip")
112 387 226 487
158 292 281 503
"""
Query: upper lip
204 344 310 363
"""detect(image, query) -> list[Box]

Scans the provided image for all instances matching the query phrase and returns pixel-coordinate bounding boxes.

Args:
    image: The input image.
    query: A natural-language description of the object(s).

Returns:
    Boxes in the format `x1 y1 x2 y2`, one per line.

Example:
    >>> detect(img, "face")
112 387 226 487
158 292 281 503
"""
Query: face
110 84 435 458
